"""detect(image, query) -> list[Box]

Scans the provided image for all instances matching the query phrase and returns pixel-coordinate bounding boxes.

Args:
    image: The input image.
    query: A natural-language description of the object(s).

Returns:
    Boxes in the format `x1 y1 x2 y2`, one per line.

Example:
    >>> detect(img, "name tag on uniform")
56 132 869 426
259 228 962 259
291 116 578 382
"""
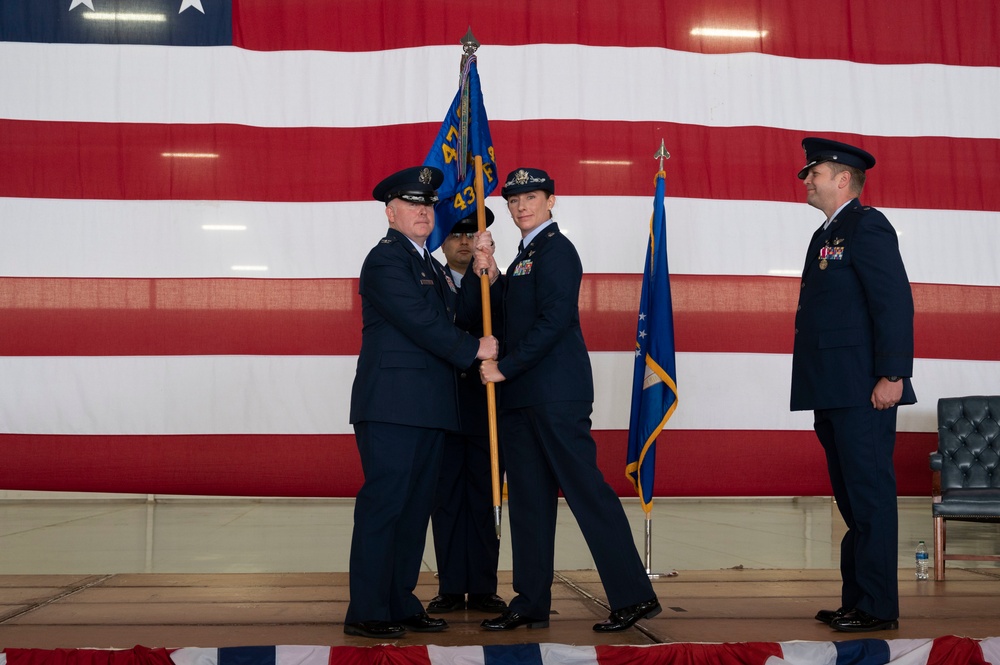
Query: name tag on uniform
513 259 533 276
420 279 434 285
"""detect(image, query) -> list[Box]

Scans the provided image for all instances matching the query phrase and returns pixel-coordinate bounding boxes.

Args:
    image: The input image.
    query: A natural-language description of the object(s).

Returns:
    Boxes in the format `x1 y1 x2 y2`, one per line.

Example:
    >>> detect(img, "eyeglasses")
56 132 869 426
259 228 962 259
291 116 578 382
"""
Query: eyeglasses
448 232 476 240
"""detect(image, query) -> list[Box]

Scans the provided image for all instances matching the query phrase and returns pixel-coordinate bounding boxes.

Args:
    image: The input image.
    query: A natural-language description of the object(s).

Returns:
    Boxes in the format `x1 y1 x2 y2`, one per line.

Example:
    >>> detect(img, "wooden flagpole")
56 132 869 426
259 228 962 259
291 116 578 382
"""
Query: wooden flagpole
474 154 502 539
459 28 502 538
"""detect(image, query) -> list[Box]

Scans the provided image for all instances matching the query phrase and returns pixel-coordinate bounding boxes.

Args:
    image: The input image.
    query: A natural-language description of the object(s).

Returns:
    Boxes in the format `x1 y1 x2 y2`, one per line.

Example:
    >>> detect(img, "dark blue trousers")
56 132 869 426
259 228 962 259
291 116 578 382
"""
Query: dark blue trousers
501 401 654 618
345 421 443 623
431 432 503 596
814 405 900 620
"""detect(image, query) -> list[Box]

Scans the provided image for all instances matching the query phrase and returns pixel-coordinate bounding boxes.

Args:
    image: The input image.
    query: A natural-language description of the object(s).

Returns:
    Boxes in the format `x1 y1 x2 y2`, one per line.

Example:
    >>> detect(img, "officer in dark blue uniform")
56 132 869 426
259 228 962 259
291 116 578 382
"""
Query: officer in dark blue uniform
344 166 498 639
474 168 660 633
427 207 508 615
791 139 916 633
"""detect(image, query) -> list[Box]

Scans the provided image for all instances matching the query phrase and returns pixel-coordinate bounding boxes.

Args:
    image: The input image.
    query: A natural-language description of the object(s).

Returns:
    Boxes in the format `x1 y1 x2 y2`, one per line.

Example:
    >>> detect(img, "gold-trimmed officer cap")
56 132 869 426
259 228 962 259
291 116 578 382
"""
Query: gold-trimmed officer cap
500 167 555 199
450 207 495 234
372 166 444 205
798 137 876 179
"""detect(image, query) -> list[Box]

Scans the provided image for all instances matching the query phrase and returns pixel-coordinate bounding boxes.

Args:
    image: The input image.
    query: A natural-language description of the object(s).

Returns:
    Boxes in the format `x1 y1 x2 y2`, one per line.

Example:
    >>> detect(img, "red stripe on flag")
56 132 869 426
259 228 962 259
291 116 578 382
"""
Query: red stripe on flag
926 635 989 665
232 0 1000 67
597 640 781 665
3 276 998 361
324 646 429 665
0 430 935 497
0 433 365 497
1 647 175 665
0 277 362 356
2 119 999 211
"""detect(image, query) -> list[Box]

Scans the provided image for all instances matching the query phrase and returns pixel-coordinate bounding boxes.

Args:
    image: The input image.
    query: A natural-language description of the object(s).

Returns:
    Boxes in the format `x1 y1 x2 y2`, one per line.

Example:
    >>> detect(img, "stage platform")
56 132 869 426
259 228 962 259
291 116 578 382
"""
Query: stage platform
1 568 999 649
0 496 998 649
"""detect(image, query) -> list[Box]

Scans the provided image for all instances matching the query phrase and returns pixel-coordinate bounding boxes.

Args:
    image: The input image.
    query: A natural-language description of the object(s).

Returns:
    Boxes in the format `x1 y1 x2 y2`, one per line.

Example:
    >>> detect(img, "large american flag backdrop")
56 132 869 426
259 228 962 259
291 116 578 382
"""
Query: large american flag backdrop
1 0 998 498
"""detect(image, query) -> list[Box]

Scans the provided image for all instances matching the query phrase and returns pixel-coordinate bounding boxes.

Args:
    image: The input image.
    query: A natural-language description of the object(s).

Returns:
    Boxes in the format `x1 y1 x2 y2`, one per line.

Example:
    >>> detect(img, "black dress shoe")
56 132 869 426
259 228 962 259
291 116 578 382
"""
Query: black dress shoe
343 620 406 638
427 594 466 613
481 610 549 630
593 597 662 632
400 612 448 632
467 593 508 612
815 607 849 625
830 608 899 633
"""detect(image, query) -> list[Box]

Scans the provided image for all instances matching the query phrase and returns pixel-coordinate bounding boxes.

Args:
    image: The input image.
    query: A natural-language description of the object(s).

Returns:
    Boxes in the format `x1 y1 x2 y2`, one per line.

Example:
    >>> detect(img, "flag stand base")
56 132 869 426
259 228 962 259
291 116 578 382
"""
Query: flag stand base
644 512 678 579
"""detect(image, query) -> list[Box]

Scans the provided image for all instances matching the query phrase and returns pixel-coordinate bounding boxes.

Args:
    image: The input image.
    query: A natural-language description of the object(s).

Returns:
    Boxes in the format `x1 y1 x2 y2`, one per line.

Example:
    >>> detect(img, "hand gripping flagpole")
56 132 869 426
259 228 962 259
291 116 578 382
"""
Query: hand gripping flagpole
461 28 503 539
644 139 678 579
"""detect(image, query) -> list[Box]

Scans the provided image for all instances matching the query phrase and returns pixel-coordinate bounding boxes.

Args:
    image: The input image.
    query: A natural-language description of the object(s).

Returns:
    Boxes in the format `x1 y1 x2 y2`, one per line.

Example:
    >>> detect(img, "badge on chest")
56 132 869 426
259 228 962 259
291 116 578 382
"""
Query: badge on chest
817 238 845 270
513 258 533 276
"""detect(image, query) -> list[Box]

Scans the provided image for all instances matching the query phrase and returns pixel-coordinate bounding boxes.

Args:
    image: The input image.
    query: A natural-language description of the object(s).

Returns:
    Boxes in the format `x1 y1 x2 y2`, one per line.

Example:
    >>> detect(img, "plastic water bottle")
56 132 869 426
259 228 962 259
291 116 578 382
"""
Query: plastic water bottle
915 540 929 580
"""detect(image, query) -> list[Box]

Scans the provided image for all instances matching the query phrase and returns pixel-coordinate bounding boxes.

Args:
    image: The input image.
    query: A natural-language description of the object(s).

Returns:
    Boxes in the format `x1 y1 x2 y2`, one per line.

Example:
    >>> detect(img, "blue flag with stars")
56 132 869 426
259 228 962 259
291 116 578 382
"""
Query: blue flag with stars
627 169 678 513
423 54 497 252
0 0 232 46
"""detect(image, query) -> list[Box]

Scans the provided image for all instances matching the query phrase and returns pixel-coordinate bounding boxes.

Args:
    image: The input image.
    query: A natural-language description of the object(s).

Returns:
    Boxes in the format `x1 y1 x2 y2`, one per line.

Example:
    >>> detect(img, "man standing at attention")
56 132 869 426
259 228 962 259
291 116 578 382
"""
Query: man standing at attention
792 138 916 633
428 206 508 616
344 166 498 639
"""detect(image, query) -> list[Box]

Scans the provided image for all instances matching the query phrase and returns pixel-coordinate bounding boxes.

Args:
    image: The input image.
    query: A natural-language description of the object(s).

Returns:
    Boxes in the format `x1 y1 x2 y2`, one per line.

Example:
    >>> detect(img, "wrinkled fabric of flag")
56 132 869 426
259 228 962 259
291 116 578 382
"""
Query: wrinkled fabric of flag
627 170 678 513
1 1 999 499
423 55 497 252
3 638 999 665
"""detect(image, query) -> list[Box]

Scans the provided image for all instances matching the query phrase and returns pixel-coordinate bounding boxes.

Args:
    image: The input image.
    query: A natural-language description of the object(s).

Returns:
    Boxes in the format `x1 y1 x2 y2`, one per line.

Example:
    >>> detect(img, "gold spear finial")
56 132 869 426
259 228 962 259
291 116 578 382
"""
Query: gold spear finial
654 139 671 171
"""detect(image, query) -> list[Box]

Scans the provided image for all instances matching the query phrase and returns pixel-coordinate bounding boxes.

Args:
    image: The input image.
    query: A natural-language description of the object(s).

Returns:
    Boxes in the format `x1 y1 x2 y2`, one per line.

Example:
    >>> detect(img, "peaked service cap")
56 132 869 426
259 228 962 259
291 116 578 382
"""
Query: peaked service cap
798 137 876 179
500 167 555 199
450 207 495 234
372 166 444 204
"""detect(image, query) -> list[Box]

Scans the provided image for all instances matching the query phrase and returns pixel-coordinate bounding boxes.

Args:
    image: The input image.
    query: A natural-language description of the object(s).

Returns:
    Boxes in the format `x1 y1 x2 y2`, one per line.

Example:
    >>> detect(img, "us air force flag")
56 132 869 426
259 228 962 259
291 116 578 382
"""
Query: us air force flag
423 55 496 252
626 170 679 513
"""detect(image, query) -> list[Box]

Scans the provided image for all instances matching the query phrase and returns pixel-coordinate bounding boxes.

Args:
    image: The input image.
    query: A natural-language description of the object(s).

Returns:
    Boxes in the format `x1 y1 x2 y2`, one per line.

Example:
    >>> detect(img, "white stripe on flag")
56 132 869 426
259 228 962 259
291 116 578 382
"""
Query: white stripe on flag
274 646 332 665
1 43 997 139
774 641 838 665
981 637 1000 665
3 196 998 286
884 639 936 665
538 644 598 665
170 648 219 665
427 645 485 665
1 353 995 435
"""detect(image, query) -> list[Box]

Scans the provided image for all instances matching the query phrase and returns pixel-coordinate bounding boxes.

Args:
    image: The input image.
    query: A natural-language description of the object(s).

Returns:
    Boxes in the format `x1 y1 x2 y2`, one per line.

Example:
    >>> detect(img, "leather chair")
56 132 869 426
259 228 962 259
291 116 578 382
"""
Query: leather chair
929 396 1000 580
